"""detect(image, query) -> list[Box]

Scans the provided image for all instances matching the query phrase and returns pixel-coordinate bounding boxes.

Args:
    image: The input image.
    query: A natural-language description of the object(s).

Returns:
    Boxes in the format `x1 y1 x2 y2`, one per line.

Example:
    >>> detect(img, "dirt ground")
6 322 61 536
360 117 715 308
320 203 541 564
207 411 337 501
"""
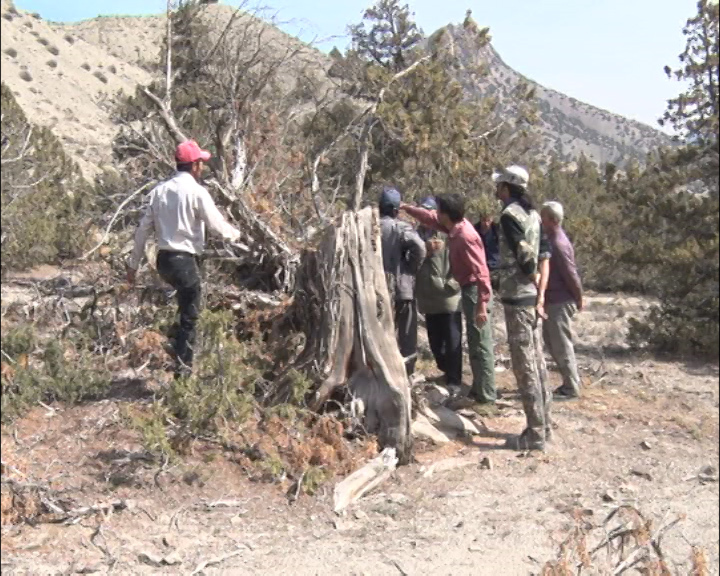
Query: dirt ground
1 292 718 575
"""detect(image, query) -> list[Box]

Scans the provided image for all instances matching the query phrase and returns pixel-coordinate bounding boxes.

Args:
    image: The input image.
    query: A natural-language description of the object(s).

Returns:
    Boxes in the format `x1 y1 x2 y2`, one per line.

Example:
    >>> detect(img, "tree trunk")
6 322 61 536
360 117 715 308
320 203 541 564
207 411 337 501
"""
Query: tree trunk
273 206 413 464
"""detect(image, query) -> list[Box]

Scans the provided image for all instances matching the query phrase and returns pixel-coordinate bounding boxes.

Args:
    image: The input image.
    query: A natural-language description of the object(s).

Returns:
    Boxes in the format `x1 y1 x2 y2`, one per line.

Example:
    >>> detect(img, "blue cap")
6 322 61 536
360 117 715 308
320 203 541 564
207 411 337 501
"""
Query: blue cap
379 186 401 208
420 196 437 210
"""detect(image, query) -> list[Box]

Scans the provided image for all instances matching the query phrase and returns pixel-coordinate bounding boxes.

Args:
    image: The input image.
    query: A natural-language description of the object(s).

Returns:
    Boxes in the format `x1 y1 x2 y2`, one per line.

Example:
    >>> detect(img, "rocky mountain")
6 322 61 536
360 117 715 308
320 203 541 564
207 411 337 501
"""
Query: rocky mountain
0 0 671 178
443 22 672 165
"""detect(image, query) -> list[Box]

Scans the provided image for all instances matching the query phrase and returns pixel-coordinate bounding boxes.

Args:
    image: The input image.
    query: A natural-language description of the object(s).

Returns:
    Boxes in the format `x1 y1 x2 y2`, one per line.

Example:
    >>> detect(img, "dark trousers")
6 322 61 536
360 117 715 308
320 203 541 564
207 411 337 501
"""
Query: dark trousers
156 251 202 369
395 300 418 376
425 312 463 386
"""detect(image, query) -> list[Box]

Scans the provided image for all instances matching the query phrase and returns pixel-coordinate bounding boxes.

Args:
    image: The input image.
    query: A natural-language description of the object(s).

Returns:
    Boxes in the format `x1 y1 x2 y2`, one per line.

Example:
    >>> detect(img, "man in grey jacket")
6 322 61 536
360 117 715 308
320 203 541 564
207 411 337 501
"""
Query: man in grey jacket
379 187 426 376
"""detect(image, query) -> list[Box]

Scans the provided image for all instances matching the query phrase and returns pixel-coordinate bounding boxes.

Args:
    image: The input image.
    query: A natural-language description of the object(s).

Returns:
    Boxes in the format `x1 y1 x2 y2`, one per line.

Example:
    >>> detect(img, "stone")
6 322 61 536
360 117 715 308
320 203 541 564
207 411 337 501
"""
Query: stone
602 490 617 503
630 468 653 481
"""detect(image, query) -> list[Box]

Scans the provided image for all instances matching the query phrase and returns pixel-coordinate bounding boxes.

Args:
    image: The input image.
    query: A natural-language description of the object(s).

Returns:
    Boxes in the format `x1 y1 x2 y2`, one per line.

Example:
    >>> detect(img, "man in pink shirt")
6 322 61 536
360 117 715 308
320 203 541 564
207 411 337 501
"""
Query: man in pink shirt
401 194 497 407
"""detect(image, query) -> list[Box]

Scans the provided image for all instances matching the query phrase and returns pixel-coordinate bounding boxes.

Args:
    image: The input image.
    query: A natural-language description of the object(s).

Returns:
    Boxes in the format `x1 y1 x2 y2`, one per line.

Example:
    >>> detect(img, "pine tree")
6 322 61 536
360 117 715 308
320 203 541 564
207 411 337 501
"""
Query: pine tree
1 83 90 273
314 0 533 208
622 0 719 358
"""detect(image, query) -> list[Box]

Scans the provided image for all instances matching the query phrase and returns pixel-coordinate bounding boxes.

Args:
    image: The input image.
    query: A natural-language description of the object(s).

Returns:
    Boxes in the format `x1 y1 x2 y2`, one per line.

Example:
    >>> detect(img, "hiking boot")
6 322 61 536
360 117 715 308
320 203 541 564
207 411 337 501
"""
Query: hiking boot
504 430 545 452
553 386 580 401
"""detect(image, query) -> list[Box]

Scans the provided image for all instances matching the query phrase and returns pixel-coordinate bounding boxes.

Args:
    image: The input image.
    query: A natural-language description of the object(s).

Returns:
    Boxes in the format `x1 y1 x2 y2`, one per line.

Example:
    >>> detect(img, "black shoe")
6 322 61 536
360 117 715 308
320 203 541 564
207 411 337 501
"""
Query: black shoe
504 430 545 451
553 386 579 401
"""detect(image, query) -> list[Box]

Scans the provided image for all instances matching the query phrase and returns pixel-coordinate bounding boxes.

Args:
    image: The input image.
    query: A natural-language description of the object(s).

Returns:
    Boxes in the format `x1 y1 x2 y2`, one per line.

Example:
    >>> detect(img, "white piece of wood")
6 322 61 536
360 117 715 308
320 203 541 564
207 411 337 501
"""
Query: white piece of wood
411 413 454 444
420 404 482 435
333 448 398 514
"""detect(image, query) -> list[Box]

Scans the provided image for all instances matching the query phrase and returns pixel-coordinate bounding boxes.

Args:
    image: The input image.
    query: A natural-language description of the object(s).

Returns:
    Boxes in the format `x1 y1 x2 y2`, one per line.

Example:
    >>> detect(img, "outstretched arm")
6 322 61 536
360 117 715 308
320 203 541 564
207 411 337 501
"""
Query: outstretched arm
399 204 450 234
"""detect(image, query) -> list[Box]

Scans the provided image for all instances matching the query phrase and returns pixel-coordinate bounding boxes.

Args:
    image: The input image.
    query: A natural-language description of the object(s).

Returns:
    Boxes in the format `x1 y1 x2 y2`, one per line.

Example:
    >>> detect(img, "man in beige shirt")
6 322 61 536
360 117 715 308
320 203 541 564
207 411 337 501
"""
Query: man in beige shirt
126 140 241 374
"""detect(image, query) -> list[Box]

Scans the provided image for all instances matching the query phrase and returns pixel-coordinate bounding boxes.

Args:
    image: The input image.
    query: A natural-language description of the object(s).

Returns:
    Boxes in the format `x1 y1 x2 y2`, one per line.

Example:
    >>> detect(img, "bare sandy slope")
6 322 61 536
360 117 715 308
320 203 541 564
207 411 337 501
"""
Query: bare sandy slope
1 1 328 179
1 286 717 575
0 0 152 177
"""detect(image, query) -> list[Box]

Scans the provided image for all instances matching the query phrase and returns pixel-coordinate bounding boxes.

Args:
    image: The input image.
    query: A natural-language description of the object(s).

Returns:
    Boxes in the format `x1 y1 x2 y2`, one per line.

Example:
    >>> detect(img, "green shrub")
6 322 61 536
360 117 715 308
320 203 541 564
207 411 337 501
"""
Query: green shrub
1 82 91 272
2 325 37 358
1 337 112 423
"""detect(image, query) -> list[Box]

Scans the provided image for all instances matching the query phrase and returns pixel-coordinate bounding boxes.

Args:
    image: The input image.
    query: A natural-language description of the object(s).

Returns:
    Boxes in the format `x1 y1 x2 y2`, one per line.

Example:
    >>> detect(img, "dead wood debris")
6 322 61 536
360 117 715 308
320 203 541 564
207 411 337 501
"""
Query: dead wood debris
1 476 133 526
541 505 694 575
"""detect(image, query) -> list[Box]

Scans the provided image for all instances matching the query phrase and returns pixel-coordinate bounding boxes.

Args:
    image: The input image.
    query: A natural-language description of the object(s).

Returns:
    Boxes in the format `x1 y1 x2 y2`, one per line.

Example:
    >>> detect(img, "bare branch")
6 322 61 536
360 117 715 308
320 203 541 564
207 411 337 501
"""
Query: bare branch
80 183 153 260
141 87 188 145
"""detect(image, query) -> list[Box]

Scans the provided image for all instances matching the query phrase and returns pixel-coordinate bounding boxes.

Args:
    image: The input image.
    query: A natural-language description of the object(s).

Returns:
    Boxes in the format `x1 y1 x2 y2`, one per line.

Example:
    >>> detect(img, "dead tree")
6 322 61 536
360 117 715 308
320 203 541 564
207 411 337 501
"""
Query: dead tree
275 207 413 463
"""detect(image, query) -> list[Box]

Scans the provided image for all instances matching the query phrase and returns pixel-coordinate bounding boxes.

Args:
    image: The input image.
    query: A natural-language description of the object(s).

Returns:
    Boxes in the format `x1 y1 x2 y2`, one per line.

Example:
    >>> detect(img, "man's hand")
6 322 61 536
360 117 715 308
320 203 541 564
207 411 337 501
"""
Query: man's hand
126 265 137 286
577 296 584 312
475 304 488 326
536 296 548 321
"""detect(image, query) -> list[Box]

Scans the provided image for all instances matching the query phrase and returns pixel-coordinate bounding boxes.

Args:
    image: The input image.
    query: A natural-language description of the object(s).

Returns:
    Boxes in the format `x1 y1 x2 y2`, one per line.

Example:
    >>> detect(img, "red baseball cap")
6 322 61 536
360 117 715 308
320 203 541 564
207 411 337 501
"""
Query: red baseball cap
175 140 211 163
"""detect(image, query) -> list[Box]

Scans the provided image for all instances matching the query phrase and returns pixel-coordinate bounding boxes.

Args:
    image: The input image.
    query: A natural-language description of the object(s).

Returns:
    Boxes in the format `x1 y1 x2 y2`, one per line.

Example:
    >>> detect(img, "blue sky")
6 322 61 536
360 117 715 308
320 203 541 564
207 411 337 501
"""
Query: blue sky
15 0 697 131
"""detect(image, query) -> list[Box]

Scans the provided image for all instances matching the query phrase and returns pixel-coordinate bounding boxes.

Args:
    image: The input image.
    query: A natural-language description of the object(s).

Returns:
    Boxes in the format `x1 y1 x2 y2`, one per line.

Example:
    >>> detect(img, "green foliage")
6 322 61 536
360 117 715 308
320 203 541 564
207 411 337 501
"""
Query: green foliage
1 83 91 273
623 0 718 359
660 0 719 144
1 336 112 423
1 325 37 358
311 0 539 208
302 465 329 495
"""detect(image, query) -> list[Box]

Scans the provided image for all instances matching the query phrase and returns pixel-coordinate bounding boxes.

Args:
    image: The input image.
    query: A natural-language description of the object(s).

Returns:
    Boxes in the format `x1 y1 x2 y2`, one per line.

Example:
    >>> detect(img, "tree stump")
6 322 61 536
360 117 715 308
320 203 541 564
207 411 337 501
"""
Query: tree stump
274 207 413 463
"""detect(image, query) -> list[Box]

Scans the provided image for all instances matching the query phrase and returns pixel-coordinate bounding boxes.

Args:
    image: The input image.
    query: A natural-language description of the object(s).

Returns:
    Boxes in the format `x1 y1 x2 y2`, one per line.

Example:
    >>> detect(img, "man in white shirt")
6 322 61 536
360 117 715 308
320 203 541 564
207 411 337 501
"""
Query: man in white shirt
126 139 241 373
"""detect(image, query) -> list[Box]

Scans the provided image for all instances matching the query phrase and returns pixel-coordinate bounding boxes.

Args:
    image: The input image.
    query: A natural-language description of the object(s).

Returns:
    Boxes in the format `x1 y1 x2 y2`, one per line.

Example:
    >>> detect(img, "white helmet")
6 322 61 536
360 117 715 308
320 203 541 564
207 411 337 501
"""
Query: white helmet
492 165 530 189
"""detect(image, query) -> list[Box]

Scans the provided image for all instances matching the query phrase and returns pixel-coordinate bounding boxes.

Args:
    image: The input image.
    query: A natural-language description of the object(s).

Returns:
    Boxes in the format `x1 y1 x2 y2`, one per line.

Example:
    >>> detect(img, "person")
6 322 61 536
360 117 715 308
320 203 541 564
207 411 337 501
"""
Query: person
378 187 426 377
415 197 463 389
474 211 500 289
400 193 497 409
493 164 553 451
126 139 242 375
540 201 583 400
